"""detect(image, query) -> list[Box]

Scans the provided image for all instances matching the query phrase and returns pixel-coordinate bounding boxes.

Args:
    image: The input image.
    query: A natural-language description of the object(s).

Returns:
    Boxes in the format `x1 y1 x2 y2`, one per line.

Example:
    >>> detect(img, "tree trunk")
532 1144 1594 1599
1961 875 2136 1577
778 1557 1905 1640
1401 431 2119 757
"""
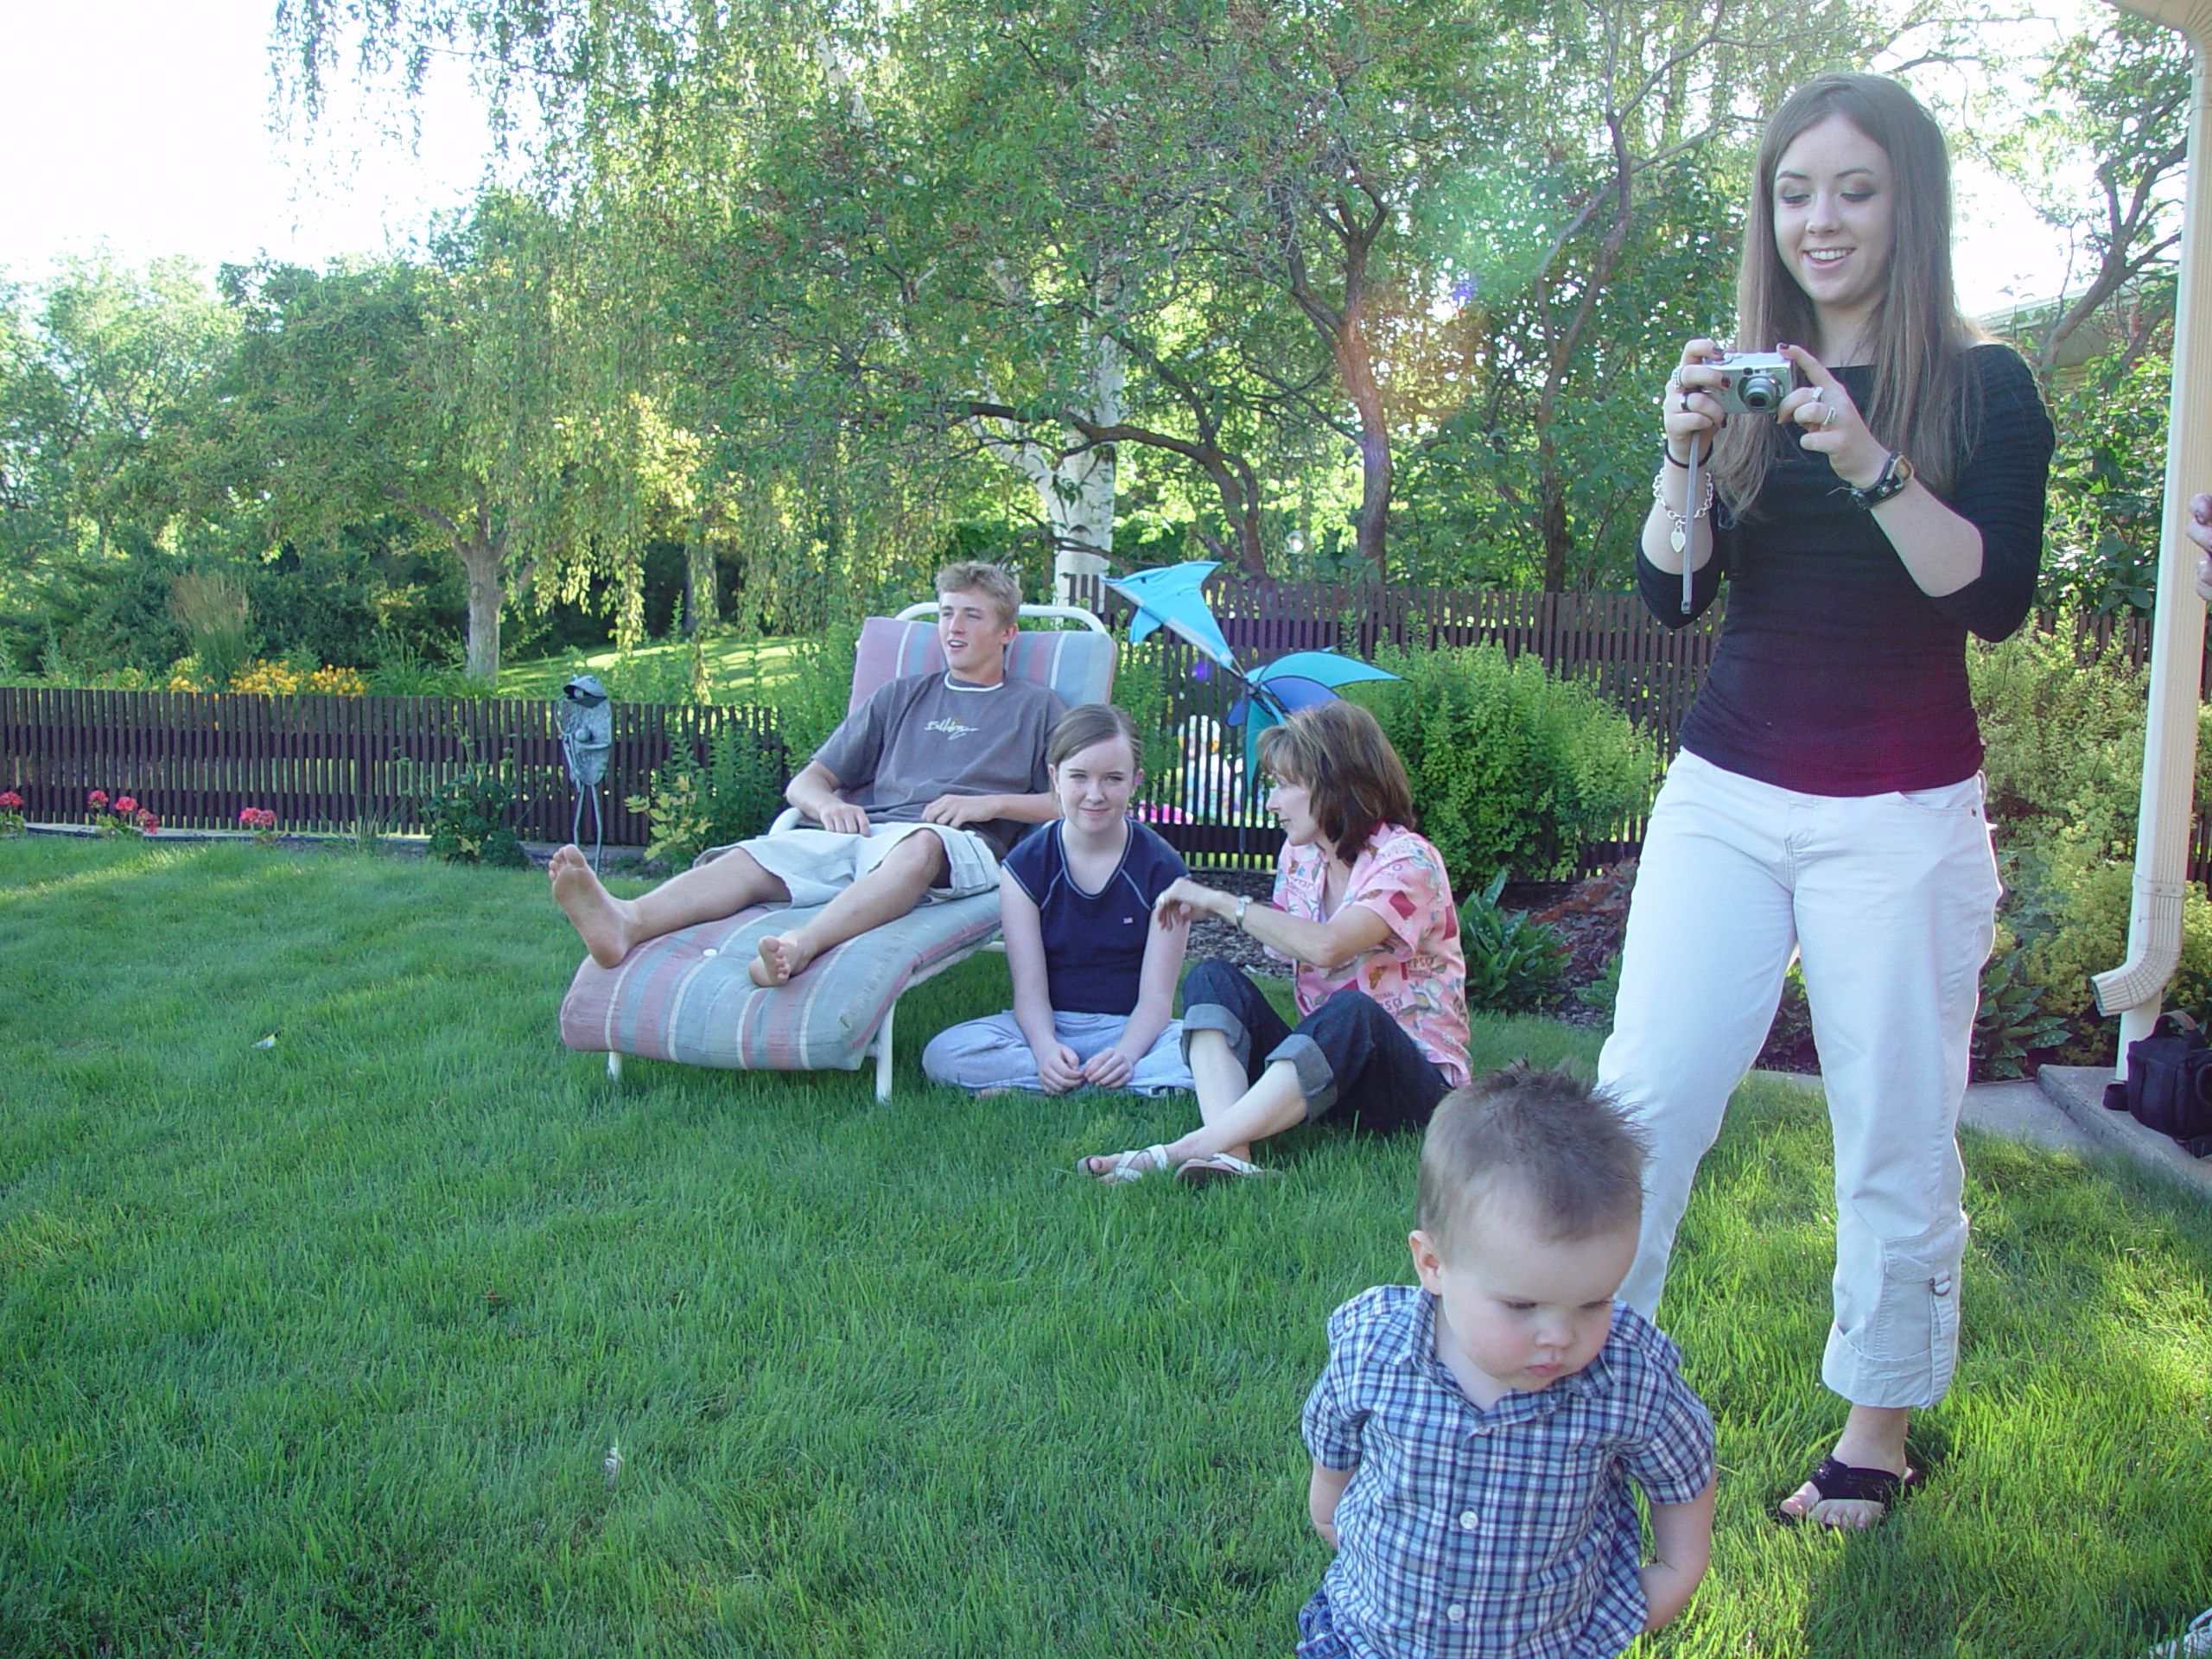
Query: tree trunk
458 504 506 686
1336 305 1392 580
390 482 507 684
1276 188 1393 581
1537 454 1572 595
686 538 719 633
976 323 1122 606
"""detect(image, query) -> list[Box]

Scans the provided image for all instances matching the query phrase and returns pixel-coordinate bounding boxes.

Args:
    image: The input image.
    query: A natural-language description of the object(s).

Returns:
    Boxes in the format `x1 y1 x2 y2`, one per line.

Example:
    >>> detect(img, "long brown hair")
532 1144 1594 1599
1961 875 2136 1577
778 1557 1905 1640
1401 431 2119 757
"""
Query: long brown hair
1713 73 1984 513
1257 701 1414 864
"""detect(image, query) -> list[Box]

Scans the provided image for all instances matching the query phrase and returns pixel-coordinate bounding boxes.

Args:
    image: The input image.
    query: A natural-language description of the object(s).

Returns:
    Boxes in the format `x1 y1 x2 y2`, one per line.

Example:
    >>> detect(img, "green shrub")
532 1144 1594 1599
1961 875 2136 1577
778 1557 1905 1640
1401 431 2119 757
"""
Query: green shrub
1974 921 2073 1079
1575 951 1622 1026
772 620 864 760
2002 842 2212 1062
626 725 786 871
364 630 483 698
168 570 256 691
1363 644 1658 887
1111 639 1171 783
1969 619 2212 1062
416 758 528 867
1456 871 1568 1013
1972 622 2147 855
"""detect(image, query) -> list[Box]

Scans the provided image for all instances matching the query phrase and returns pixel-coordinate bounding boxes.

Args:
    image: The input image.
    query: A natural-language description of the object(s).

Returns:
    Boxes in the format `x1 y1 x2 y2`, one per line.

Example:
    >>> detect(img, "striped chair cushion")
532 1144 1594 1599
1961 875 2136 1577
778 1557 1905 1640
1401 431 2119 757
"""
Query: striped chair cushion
560 894 1002 1071
849 617 1116 715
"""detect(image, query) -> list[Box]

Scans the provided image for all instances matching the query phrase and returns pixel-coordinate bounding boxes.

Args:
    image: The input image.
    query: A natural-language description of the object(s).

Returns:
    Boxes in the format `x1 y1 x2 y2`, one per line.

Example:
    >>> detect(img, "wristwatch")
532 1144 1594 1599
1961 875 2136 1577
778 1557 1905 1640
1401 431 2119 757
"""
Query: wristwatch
1850 449 1914 509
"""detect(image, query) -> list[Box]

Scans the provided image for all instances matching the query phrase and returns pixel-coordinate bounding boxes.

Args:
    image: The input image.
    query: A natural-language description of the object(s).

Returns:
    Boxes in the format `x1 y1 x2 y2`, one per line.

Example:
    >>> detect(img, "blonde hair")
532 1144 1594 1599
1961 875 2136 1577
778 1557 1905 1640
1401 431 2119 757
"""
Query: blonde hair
935 562 1023 628
1713 73 1986 513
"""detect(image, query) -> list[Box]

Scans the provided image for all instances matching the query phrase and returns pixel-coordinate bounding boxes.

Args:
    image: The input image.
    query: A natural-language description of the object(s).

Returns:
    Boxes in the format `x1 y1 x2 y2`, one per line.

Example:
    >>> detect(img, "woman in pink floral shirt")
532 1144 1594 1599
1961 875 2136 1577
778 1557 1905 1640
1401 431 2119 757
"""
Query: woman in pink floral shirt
1082 702 1471 1185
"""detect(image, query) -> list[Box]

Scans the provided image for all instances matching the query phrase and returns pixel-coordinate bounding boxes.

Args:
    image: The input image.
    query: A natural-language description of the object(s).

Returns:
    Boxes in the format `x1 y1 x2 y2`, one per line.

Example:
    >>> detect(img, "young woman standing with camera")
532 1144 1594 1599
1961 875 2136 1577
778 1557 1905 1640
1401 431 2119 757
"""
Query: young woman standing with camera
1612 73 2054 1529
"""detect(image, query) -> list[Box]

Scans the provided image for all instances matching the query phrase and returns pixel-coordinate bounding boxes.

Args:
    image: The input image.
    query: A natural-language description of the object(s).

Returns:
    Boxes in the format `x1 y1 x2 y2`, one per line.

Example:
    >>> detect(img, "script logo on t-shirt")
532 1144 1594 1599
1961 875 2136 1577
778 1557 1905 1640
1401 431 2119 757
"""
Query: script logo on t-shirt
925 716 981 741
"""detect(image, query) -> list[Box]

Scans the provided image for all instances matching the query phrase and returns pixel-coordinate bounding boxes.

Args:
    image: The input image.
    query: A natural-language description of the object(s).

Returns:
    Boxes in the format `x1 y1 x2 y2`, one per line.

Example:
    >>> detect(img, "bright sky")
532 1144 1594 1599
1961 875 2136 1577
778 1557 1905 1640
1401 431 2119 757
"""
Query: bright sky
0 0 507 283
0 0 2132 317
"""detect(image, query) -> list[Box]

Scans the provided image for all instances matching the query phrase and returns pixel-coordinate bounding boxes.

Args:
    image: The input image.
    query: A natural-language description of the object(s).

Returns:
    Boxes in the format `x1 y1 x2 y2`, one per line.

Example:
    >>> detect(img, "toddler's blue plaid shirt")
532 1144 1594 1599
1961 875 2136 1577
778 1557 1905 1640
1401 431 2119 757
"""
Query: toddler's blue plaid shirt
1300 1285 1713 1659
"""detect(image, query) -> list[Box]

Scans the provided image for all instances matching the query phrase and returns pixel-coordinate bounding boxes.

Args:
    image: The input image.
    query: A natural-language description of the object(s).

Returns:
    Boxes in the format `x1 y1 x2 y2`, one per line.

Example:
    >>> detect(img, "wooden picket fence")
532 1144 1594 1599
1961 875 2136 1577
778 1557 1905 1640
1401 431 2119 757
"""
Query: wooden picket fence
6 575 2208 881
0 687 786 846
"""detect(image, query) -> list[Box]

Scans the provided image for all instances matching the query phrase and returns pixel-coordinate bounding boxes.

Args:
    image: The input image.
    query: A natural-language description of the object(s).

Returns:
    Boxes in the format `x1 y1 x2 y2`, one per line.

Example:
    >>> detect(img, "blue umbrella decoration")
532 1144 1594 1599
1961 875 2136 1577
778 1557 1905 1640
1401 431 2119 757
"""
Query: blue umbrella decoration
1103 563 1400 785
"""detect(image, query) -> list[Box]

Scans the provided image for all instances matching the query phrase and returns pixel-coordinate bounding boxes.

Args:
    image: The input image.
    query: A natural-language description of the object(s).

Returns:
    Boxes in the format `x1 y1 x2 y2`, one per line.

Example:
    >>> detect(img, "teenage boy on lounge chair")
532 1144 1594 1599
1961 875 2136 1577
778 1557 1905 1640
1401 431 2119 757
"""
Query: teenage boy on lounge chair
549 563 1065 987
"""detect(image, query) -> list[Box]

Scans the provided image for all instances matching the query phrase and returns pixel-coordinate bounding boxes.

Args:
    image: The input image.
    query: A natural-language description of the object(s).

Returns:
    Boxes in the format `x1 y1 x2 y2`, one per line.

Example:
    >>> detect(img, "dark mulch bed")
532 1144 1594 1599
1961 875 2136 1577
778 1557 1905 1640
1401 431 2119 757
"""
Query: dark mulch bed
1184 866 1290 979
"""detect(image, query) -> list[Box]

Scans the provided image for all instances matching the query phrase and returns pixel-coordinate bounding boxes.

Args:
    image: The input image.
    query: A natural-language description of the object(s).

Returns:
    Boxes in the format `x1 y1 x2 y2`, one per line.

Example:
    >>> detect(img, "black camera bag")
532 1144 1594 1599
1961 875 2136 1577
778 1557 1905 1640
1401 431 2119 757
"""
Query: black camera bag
2101 1014 2212 1156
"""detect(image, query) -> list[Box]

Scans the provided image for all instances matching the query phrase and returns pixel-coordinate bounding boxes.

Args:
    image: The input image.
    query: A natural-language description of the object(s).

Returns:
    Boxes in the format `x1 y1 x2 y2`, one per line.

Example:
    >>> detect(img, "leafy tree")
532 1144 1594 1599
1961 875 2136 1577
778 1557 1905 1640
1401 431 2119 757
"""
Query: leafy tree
210 221 557 684
1964 13 2192 613
268 0 1907 602
1421 0 1891 592
10 252 237 559
1971 12 2192 383
0 255 244 676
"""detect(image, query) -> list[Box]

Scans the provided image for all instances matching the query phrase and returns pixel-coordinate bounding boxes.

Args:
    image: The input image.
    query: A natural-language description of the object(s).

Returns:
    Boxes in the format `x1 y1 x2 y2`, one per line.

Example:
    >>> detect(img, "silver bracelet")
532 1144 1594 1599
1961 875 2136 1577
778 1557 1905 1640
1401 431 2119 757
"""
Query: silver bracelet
1234 895 1250 931
1650 470 1716 556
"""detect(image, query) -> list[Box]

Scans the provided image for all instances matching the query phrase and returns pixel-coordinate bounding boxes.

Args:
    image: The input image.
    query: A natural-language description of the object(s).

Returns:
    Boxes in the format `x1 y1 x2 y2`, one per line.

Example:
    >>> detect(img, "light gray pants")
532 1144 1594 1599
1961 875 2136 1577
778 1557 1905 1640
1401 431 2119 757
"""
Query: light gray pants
922 1011 1193 1096
1599 750 2000 1408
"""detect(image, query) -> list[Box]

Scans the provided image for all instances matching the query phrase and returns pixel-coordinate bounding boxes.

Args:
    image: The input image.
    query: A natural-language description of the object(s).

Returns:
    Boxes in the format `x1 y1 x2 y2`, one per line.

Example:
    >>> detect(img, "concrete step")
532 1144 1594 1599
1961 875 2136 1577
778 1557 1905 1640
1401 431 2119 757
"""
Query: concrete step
1963 1077 2096 1154
1745 1067 2210 1204
2036 1065 2212 1203
1750 1070 2094 1155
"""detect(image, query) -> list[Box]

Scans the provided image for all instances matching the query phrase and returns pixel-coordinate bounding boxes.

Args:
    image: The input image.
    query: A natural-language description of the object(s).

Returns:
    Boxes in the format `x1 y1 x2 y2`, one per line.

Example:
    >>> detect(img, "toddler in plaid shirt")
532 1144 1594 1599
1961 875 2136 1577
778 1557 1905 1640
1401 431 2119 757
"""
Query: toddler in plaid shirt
1301 1065 1717 1658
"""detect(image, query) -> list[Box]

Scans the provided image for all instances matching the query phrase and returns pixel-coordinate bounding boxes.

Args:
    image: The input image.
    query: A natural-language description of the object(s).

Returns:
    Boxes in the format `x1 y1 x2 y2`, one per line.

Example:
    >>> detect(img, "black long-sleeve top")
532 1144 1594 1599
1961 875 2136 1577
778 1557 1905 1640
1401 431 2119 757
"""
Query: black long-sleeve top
1637 343 2055 795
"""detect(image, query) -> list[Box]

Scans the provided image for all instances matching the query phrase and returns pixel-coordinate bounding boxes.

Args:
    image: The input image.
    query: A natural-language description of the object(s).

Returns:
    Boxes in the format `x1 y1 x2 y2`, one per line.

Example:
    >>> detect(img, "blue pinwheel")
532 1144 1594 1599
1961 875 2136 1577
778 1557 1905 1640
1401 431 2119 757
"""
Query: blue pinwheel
1103 562 1400 775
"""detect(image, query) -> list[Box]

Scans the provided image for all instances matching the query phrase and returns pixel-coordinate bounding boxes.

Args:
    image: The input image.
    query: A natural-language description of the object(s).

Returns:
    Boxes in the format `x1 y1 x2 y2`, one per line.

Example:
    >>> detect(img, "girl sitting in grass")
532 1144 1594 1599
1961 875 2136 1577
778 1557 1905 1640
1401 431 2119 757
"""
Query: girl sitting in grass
922 703 1193 1096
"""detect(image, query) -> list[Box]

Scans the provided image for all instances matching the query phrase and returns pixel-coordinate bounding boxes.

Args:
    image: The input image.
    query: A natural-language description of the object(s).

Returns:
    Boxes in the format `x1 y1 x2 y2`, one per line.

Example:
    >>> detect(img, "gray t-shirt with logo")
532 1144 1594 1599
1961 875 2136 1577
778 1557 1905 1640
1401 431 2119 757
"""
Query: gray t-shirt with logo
810 671 1065 858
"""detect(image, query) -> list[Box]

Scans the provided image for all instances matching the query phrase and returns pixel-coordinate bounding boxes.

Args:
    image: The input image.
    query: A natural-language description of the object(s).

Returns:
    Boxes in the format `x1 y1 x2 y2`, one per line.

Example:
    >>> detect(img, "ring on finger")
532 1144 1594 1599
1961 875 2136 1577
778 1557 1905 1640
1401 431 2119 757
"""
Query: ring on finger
1821 399 1840 429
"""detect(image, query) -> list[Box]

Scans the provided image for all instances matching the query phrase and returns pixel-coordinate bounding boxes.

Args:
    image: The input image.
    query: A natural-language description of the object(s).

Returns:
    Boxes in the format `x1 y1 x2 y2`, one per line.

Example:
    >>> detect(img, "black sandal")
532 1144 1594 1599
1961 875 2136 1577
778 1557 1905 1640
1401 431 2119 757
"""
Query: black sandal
1775 1456 1924 1527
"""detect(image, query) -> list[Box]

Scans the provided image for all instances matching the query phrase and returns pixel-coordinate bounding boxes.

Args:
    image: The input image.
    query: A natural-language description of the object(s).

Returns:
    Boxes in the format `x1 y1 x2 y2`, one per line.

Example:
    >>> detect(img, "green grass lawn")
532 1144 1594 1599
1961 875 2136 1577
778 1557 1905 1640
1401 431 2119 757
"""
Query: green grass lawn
4 836 2210 1657
497 634 804 704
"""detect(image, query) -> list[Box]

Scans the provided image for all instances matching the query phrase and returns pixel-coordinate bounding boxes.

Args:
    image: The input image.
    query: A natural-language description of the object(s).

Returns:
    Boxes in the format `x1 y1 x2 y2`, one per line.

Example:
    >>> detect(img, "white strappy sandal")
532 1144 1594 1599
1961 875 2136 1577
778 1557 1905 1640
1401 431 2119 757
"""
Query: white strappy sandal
1081 1145 1174 1185
1174 1152 1278 1185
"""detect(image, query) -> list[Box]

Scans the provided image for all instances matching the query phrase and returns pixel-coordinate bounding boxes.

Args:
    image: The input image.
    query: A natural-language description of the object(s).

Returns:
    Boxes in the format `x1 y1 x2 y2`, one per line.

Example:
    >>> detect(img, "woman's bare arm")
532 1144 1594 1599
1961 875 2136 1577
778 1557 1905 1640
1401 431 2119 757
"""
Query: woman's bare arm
1153 877 1391 972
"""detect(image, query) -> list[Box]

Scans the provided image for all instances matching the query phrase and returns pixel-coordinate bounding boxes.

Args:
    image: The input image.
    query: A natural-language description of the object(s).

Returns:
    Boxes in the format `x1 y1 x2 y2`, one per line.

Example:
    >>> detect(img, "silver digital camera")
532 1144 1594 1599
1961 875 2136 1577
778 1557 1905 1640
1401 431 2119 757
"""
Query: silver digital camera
1712 351 1796 414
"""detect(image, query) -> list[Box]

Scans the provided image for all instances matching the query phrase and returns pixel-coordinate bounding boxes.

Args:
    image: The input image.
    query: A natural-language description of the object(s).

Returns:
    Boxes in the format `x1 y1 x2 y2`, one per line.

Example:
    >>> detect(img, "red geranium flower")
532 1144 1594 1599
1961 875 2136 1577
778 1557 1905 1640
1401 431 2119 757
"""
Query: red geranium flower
0 791 21 810
238 806 254 824
88 790 109 808
115 796 137 815
137 812 160 834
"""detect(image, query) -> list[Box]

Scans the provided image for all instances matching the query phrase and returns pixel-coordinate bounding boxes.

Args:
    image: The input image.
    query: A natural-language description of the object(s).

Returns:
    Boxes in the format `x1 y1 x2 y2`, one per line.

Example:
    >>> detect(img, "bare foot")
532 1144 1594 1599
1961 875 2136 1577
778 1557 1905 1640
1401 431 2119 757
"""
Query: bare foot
748 931 818 988
550 844 636 968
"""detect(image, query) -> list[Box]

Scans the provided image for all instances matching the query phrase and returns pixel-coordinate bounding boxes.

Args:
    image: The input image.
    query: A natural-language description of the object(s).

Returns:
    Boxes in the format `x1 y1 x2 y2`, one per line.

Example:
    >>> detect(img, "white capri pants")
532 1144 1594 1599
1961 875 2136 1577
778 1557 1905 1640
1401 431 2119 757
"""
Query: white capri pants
1598 750 1999 1409
923 1011 1193 1096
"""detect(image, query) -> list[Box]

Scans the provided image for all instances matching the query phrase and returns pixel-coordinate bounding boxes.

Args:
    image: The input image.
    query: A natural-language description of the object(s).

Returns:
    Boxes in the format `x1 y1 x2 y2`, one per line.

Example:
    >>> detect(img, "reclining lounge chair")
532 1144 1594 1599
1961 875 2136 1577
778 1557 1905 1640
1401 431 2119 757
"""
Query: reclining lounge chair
559 602 1115 1099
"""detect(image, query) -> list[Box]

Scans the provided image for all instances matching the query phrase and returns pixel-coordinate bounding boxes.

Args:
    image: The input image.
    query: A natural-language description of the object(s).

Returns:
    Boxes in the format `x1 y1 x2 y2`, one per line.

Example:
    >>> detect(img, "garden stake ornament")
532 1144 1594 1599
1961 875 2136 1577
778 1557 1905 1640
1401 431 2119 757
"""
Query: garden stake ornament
1103 562 1399 775
557 675 613 873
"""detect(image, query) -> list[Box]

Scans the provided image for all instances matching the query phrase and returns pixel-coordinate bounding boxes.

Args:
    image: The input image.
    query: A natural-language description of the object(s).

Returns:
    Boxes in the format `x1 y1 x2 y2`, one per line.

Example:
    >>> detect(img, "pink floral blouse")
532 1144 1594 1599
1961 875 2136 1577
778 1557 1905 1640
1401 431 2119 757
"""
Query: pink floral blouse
1270 825 1471 1087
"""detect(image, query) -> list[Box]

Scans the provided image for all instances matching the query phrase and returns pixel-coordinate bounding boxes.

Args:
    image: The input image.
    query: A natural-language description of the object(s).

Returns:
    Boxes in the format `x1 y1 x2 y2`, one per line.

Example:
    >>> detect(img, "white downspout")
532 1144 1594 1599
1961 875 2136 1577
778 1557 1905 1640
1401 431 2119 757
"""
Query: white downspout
2093 3 2212 1071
